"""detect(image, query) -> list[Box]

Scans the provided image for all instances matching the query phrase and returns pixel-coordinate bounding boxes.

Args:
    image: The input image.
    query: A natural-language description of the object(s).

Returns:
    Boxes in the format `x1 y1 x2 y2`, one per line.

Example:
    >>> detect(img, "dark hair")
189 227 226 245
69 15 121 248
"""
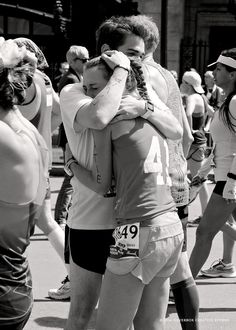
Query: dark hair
96 16 142 55
124 15 160 53
220 48 236 73
218 48 236 132
0 60 34 110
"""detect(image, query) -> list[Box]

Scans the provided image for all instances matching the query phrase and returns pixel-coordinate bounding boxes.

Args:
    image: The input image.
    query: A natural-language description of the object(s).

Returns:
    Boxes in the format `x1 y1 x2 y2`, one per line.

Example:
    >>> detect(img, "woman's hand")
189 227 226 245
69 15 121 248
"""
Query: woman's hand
111 96 146 123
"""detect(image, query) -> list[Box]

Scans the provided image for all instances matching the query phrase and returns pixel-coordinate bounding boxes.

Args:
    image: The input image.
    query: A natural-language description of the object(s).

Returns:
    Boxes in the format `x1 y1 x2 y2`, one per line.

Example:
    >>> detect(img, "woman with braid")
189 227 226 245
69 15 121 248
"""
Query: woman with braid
68 56 184 329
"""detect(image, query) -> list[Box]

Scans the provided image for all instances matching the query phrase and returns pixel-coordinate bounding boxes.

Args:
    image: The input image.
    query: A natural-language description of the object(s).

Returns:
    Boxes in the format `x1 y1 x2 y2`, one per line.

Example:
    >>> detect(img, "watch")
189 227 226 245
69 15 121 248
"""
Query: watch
141 101 155 119
64 158 78 177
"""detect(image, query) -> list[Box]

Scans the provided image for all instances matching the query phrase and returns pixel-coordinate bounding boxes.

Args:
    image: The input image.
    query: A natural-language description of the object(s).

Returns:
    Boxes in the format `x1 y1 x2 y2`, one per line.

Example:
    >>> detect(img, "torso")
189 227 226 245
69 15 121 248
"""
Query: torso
111 118 176 222
210 95 236 181
60 83 115 230
0 108 48 324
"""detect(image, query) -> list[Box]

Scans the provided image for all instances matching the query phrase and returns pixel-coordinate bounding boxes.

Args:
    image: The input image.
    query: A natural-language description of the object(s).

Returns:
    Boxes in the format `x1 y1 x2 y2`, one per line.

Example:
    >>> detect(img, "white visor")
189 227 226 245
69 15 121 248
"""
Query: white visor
208 55 236 69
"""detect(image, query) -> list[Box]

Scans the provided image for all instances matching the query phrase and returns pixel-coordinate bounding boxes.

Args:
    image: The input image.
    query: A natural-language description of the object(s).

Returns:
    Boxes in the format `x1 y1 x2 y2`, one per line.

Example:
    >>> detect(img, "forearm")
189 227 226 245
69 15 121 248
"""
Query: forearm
75 68 128 130
147 107 183 140
181 106 193 157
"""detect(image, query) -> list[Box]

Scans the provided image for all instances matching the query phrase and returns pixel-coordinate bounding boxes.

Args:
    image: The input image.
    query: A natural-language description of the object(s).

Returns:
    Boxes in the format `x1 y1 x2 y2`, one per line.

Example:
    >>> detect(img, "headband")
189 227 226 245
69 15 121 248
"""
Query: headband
208 55 236 69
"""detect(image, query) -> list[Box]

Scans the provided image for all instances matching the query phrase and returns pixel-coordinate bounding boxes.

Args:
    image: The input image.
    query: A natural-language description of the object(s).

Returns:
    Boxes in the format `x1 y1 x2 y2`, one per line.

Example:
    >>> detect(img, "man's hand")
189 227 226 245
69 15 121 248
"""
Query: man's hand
111 96 146 123
101 50 130 71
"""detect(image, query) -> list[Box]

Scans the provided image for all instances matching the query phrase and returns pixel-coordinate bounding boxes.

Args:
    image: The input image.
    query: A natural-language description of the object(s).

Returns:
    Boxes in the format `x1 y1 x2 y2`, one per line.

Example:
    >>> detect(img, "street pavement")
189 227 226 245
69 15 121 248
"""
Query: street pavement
24 162 236 330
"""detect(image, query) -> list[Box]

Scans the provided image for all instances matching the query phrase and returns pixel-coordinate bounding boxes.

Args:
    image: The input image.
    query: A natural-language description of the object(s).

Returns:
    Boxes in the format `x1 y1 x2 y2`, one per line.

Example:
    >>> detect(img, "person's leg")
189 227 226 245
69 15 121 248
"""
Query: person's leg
170 206 199 330
48 224 70 300
96 270 144 330
170 253 199 330
189 192 236 279
65 259 102 330
223 215 235 264
54 174 73 227
133 276 170 330
65 228 114 329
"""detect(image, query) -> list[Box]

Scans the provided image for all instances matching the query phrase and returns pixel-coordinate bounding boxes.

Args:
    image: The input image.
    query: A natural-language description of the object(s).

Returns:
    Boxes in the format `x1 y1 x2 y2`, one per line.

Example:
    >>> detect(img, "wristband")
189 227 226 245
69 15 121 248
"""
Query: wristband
64 158 78 177
113 65 130 73
141 101 155 119
227 172 236 180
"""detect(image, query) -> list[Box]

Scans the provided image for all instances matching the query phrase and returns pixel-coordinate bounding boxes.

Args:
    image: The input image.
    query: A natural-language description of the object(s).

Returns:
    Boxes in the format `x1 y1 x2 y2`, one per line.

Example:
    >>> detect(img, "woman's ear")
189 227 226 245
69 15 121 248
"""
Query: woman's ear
101 44 111 53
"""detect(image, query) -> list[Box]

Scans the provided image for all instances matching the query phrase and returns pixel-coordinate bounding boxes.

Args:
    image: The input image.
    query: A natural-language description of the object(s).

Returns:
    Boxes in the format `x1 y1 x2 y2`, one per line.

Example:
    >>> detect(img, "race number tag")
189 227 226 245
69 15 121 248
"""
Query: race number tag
110 223 140 259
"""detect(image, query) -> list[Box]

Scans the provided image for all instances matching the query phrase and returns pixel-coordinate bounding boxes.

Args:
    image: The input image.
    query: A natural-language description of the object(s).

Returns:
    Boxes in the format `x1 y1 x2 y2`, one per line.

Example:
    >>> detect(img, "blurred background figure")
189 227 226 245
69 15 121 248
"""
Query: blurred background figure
170 69 179 83
53 61 69 92
180 70 210 226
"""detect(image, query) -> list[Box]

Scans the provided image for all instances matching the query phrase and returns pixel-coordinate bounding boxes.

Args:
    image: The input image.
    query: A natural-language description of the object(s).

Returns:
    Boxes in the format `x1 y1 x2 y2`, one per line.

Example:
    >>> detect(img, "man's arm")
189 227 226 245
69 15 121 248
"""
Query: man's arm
51 89 62 132
113 94 183 140
74 51 130 130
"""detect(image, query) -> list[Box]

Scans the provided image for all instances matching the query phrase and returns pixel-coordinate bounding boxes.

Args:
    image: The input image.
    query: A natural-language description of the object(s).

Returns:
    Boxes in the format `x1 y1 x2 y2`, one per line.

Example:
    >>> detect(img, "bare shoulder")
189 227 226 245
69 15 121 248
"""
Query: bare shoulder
0 121 22 156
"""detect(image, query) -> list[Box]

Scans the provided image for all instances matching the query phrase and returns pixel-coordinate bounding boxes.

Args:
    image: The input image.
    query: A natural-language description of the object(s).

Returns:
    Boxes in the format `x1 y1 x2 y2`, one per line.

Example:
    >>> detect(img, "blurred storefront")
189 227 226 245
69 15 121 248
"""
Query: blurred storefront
0 0 235 79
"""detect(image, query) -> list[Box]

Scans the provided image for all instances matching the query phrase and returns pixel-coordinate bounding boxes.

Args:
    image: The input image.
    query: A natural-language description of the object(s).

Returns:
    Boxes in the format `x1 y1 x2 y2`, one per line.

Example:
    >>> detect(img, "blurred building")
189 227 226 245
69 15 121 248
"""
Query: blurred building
0 0 235 79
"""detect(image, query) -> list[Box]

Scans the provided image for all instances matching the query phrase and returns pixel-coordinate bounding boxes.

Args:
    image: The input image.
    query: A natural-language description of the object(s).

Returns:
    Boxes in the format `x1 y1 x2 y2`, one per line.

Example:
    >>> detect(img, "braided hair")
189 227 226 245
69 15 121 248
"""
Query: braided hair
84 56 152 104
129 57 152 103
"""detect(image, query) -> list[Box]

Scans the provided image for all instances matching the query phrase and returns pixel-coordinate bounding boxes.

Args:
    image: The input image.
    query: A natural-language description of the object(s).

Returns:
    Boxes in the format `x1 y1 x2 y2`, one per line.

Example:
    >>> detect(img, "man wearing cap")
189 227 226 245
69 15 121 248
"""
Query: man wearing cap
180 70 210 226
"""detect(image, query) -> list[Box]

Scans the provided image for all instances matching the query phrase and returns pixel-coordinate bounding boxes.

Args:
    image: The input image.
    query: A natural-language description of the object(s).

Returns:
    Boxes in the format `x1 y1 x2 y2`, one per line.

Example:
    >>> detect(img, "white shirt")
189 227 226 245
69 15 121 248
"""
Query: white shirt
210 96 236 181
60 83 115 229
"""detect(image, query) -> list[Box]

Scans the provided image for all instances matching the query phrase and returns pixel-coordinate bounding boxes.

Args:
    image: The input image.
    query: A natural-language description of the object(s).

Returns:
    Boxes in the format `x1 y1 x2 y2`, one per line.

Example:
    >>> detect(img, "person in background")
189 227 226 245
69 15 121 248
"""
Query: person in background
203 70 225 142
196 55 236 279
0 37 48 330
189 48 236 279
14 37 67 296
49 45 89 301
170 69 179 84
180 71 210 227
53 61 69 92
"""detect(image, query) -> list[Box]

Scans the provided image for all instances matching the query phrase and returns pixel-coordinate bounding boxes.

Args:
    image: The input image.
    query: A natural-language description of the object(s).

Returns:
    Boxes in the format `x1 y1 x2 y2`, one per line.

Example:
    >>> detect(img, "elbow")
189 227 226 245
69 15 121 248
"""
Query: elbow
90 115 110 130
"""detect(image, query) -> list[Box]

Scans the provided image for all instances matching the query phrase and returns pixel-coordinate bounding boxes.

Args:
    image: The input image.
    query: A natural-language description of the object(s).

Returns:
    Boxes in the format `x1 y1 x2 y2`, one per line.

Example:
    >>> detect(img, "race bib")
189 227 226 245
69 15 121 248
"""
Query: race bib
110 223 140 259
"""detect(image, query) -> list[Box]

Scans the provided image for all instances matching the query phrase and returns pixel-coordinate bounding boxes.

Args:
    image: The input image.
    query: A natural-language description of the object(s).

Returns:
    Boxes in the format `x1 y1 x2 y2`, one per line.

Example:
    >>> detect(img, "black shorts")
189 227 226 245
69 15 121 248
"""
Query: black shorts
177 205 188 252
213 181 226 196
69 228 115 274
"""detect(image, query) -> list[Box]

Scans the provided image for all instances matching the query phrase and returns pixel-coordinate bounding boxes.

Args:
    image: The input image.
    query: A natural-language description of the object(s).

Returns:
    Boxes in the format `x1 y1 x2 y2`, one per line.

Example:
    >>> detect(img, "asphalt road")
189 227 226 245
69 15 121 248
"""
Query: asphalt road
24 171 236 330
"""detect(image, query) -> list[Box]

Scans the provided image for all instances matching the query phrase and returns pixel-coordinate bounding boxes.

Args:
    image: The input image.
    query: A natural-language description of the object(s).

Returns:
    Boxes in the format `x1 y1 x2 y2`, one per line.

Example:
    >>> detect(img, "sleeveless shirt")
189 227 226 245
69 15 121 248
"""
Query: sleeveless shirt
0 124 48 325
